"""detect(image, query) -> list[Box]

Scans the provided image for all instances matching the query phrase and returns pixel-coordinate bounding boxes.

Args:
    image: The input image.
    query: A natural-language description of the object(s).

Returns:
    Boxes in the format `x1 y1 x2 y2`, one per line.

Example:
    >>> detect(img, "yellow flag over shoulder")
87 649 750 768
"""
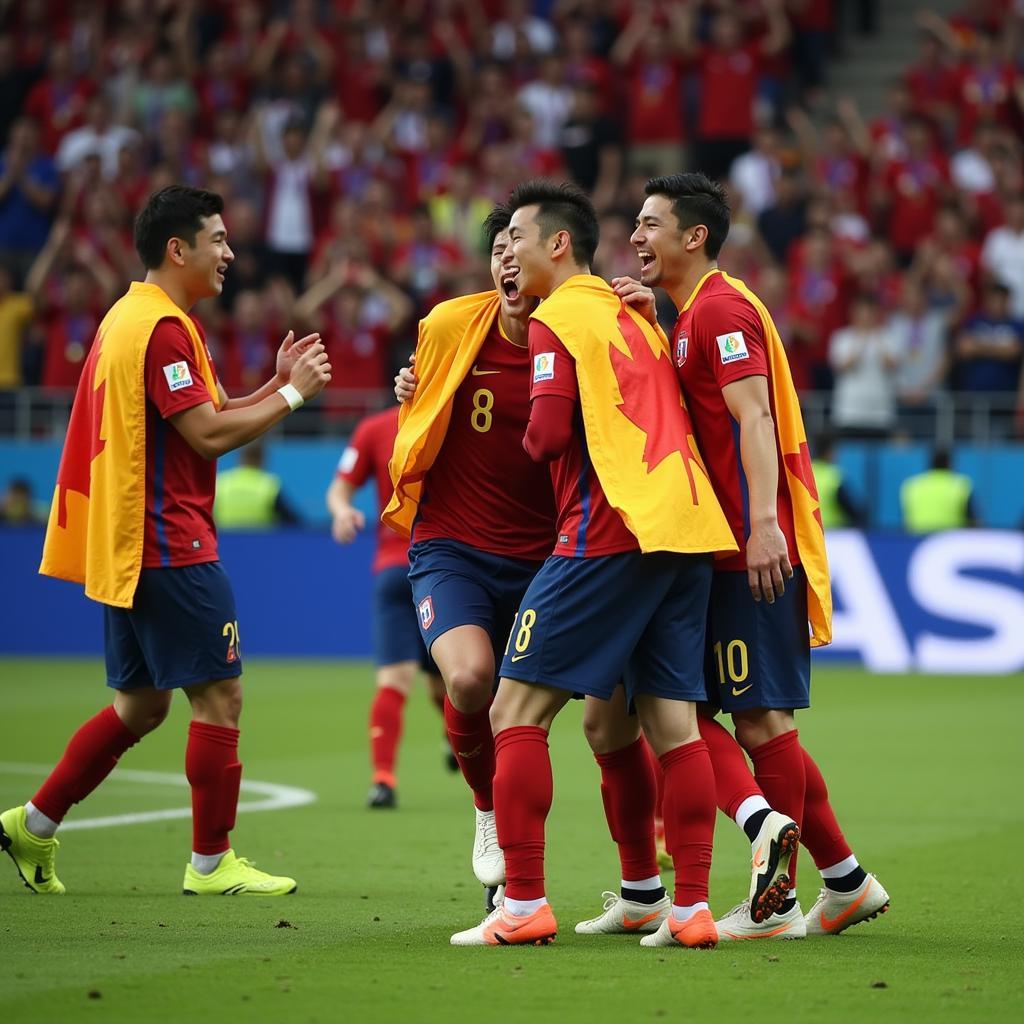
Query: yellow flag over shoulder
39 282 220 608
531 275 736 556
383 290 500 537
720 272 833 646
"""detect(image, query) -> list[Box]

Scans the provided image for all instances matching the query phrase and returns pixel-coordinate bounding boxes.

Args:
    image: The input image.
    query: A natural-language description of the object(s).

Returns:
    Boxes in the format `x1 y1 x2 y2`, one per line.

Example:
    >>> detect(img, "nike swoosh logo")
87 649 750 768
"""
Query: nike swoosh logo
820 880 872 931
752 846 766 871
723 920 795 940
510 653 532 662
732 685 753 697
471 366 500 376
622 910 661 930
34 865 50 886
457 743 483 758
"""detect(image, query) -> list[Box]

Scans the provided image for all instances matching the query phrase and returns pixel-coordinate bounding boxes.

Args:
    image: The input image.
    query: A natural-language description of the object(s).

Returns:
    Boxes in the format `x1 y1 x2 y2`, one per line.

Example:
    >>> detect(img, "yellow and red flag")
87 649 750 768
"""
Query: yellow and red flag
531 274 737 556
383 290 500 538
39 282 220 607
722 273 833 646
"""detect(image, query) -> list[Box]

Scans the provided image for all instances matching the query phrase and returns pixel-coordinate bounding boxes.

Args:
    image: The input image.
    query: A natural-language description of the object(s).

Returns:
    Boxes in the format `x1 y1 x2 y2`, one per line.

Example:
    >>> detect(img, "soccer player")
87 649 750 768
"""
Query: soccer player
449 180 738 949
612 172 890 938
383 206 556 894
326 404 447 809
0 185 331 896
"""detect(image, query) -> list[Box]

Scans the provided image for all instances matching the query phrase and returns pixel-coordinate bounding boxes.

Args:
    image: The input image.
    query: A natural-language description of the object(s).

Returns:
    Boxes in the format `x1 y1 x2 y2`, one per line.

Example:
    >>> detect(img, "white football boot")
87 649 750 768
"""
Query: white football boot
574 890 670 935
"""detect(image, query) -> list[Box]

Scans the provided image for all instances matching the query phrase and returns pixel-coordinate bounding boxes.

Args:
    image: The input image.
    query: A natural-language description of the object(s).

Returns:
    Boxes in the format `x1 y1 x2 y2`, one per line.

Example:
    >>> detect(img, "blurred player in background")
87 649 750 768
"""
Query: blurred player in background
451 180 738 950
326 404 447 810
384 206 555 900
1 185 330 897
611 171 889 939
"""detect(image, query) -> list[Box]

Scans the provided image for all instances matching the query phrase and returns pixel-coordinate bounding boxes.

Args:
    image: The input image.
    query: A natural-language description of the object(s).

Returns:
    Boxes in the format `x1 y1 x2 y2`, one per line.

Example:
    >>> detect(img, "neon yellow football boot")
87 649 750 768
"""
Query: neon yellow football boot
182 849 297 895
0 805 65 894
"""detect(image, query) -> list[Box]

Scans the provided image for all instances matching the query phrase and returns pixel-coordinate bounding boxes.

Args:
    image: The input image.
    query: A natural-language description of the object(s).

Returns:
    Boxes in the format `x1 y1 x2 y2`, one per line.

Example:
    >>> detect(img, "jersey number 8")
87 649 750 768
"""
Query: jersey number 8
471 388 494 433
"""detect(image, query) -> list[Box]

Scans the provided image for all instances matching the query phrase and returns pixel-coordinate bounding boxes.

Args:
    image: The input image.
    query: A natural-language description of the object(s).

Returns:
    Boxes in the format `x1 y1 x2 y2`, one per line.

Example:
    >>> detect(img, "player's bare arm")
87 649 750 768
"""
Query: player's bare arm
326 477 366 544
219 330 321 410
720 375 793 603
171 342 332 459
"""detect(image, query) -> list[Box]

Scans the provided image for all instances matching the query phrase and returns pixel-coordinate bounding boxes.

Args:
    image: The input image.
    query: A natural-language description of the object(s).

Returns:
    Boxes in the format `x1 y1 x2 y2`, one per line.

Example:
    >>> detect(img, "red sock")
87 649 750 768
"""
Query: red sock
369 686 406 787
595 737 658 881
800 745 853 870
443 696 494 811
186 721 241 856
659 739 716 907
642 736 665 824
493 726 551 902
748 729 806 886
31 706 140 822
698 715 763 818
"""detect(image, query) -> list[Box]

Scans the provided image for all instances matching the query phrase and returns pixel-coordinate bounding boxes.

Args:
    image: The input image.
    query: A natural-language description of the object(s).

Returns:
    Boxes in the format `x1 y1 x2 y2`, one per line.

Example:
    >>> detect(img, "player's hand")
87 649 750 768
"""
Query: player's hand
395 353 418 404
745 520 793 604
275 330 320 383
289 341 332 400
612 277 658 326
331 506 365 544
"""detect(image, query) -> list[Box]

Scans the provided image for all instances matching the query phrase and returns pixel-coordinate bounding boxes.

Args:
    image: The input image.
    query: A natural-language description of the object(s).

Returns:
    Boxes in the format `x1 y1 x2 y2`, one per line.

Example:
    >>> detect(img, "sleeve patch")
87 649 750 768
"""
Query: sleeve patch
162 361 194 391
339 446 358 474
716 331 749 364
533 352 555 383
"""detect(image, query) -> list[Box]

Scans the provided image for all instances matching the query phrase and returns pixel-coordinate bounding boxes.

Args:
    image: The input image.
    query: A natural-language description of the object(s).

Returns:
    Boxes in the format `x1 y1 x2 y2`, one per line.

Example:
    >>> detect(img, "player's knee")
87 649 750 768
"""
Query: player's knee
445 666 492 712
733 708 793 751
581 708 639 755
188 677 244 727
113 692 172 736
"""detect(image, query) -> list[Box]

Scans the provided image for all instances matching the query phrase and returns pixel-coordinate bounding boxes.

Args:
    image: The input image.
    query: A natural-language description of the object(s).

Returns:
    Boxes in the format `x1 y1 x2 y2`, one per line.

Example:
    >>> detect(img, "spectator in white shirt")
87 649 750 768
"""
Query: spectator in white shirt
981 192 1024 318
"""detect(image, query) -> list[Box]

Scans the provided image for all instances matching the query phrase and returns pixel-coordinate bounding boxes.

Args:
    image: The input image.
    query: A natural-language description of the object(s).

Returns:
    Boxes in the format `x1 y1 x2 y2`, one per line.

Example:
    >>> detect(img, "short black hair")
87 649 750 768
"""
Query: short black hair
133 185 224 270
506 178 598 267
483 204 511 249
644 172 730 259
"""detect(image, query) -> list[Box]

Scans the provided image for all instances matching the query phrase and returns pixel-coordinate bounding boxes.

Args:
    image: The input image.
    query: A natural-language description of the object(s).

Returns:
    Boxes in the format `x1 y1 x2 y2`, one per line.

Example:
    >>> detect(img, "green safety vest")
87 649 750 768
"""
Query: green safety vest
811 460 847 529
900 470 972 534
214 466 281 528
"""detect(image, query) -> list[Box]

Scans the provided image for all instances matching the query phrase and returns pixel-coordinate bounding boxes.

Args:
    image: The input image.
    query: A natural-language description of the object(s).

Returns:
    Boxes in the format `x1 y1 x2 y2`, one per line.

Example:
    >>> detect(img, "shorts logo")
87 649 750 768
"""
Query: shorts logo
716 331 749 364
163 361 194 391
223 620 240 664
559 533 570 544
675 331 688 367
533 352 555 383
418 596 435 630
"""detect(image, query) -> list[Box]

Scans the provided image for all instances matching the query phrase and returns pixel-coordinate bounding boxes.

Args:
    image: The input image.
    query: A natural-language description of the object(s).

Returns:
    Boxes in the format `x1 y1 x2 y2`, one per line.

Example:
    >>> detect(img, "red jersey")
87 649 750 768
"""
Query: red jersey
337 406 409 574
696 44 763 140
528 321 638 559
413 322 556 561
672 271 799 572
141 318 220 568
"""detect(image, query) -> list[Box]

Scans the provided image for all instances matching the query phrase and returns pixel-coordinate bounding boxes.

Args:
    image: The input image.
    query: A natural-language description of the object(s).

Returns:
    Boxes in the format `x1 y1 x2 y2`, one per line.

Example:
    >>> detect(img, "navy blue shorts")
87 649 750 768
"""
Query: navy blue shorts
104 562 243 691
704 566 811 712
498 550 713 704
407 539 542 661
374 565 436 672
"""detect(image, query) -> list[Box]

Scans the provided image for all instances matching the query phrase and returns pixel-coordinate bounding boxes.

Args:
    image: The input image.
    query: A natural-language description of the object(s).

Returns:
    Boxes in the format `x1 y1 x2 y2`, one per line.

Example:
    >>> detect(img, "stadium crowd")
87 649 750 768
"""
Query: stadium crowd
1 0 1023 435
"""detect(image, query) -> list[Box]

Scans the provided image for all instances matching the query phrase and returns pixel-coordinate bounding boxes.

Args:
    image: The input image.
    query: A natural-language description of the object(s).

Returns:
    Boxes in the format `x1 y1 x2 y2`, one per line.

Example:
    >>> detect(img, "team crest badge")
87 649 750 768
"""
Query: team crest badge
675 331 689 367
418 596 435 630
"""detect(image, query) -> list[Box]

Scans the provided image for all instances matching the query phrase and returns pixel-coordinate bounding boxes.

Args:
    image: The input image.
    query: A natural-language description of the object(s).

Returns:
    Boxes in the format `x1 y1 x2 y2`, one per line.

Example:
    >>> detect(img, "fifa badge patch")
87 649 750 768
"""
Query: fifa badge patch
418 596 435 630
339 446 358 474
163 360 194 391
675 331 689 367
716 331 749 364
533 352 555 383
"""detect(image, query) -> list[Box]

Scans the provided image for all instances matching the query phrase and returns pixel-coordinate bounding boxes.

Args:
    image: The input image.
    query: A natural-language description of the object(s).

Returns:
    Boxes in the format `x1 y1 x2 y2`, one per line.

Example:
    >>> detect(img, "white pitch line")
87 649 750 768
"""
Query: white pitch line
0 762 316 830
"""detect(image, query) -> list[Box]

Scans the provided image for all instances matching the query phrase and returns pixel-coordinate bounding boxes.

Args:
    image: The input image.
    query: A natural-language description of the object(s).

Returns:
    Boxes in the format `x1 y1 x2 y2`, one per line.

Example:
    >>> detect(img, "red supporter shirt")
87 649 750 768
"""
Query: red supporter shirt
336 406 409 574
528 321 639 559
141 318 220 569
413 322 556 561
696 44 762 140
672 272 799 572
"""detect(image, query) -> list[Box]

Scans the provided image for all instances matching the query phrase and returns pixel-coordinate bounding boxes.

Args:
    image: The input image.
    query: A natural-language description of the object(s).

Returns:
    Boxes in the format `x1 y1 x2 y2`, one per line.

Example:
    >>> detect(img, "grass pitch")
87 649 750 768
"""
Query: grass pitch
1 659 1022 1023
